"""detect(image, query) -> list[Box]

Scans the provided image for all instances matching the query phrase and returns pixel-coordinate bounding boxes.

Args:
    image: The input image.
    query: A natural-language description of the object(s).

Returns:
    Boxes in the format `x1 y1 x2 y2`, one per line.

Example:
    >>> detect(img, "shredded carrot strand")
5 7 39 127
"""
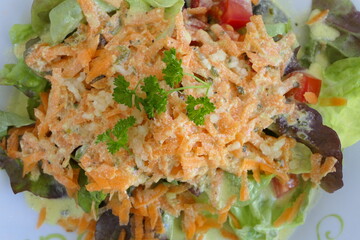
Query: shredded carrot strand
228 212 241 229
240 171 250 201
36 207 47 229
307 9 330 25
134 215 144 240
221 229 239 240
118 229 127 240
304 92 318 104
319 97 348 106
273 193 306 227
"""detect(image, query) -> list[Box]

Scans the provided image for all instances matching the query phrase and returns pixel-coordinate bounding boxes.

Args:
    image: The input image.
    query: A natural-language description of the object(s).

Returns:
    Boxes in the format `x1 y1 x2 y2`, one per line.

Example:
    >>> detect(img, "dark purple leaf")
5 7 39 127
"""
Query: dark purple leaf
95 210 131 240
312 0 355 16
311 0 360 58
253 0 289 24
0 148 67 198
188 186 201 197
327 11 360 36
284 47 305 76
270 103 343 193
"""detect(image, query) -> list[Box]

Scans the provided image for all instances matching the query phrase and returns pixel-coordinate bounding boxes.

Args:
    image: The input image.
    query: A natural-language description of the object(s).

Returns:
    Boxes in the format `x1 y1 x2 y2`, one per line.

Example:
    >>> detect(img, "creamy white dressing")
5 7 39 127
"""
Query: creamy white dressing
308 9 340 42
308 50 330 80
25 192 84 225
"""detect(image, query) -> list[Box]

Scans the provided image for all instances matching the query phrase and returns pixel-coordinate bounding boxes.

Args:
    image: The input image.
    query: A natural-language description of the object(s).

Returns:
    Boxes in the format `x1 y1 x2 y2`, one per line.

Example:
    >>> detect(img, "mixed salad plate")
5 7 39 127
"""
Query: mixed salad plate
1 0 360 239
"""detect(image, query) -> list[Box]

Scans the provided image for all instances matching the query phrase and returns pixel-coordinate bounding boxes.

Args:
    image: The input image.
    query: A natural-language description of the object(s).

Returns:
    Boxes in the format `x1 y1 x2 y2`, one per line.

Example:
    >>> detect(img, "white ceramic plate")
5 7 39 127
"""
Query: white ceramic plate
0 1 359 239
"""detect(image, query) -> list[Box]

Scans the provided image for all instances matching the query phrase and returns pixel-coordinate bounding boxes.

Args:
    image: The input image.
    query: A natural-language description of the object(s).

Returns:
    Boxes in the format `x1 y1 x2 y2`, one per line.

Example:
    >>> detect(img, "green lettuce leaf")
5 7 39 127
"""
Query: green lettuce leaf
162 172 313 240
94 0 118 12
143 0 179 8
126 0 183 18
49 0 83 44
0 148 67 198
31 0 65 35
77 169 107 213
327 32 360 59
289 143 312 174
0 111 34 138
313 57 360 148
32 0 116 44
127 0 152 13
0 59 49 119
164 0 184 19
9 24 37 44
230 180 313 240
265 22 292 38
209 173 274 209
0 59 48 98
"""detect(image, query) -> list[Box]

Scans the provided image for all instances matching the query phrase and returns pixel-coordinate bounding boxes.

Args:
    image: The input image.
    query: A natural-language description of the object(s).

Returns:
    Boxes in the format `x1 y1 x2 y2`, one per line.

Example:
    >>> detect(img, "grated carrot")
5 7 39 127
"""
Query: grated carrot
187 7 207 15
22 152 44 176
132 184 169 208
196 218 222 232
183 207 197 240
218 195 237 224
134 214 144 240
144 217 155 239
147 202 159 229
76 0 103 30
320 157 337 178
155 215 166 235
84 220 97 240
85 49 114 84
57 217 80 232
240 171 250 201
36 207 47 229
77 214 90 234
118 229 127 240
307 9 330 25
319 97 347 106
273 193 305 227
85 231 94 240
221 229 239 240
304 92 318 104
228 212 241 229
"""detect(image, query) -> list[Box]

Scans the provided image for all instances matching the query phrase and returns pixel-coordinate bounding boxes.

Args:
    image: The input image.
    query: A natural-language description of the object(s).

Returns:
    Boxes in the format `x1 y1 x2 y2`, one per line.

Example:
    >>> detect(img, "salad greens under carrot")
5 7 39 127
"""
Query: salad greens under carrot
0 0 359 239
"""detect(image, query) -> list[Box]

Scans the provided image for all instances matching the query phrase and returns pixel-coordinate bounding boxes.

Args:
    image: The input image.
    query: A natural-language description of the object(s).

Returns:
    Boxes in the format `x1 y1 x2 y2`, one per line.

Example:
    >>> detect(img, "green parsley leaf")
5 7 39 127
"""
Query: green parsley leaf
141 76 168 119
113 75 135 108
162 48 184 87
186 96 216 125
96 116 136 154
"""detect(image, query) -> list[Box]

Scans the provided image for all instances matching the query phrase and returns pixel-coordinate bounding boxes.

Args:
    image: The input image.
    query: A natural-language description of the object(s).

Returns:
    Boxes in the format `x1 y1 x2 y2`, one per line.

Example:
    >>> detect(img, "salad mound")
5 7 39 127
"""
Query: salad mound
1 0 359 239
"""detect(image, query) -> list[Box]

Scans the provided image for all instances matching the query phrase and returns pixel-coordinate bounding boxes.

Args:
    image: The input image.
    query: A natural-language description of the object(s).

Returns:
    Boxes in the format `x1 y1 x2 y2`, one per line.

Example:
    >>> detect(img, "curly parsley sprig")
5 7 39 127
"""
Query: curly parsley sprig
186 96 216 126
99 49 216 154
96 116 136 154
162 48 184 88
113 48 215 122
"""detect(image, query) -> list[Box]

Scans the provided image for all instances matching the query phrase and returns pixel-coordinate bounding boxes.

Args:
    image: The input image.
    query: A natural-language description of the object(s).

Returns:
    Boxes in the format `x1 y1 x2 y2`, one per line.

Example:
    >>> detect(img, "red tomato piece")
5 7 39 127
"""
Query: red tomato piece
286 72 322 103
219 0 253 29
272 175 299 198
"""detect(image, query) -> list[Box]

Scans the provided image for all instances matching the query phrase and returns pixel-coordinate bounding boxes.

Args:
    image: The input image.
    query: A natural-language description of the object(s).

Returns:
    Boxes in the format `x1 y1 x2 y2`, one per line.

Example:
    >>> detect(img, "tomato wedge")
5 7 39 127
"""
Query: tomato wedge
286 72 322 104
272 175 299 198
217 0 253 29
